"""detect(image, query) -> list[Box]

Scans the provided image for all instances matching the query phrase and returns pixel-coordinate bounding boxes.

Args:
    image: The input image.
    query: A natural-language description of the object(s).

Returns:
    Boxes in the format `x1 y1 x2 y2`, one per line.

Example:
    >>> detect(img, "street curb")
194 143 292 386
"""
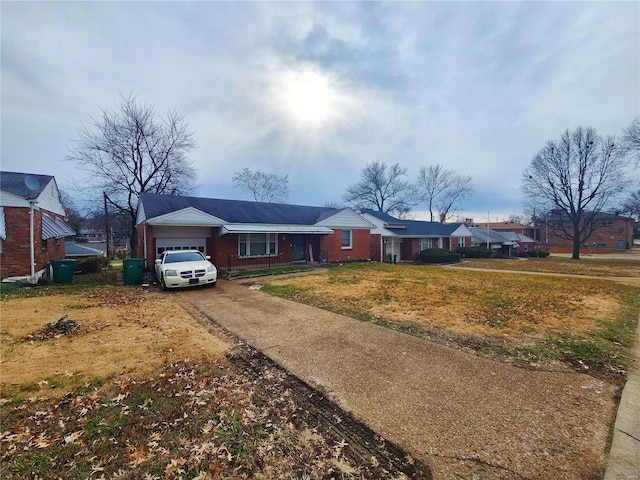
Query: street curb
604 316 640 480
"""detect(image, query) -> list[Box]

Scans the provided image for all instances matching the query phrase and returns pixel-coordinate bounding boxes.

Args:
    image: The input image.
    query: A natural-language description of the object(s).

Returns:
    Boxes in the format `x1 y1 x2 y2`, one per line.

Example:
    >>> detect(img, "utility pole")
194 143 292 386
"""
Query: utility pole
104 192 110 260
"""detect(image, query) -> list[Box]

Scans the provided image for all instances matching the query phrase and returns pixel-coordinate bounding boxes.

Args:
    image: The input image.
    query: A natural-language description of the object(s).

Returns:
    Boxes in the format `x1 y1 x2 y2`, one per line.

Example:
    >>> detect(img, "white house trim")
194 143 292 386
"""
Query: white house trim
144 207 226 226
316 209 375 229
221 224 334 235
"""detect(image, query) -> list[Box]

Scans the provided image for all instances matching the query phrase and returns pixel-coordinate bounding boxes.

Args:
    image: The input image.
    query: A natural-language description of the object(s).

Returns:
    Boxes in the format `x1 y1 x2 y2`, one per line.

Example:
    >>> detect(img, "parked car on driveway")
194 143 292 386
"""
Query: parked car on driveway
155 250 217 290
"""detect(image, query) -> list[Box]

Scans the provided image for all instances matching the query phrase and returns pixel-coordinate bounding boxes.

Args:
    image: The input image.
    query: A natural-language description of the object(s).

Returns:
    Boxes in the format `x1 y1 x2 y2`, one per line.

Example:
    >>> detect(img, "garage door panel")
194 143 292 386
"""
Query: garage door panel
155 237 206 257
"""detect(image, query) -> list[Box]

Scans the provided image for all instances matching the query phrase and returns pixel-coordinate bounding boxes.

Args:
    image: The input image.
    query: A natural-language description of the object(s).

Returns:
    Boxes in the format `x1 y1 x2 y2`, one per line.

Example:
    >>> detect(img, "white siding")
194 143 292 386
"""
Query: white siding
316 209 375 229
0 190 29 208
35 179 66 216
153 226 212 238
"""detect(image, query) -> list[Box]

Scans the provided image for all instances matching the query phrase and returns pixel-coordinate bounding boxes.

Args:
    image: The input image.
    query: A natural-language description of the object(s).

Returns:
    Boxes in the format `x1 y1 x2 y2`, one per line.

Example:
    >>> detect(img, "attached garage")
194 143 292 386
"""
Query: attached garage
152 226 211 257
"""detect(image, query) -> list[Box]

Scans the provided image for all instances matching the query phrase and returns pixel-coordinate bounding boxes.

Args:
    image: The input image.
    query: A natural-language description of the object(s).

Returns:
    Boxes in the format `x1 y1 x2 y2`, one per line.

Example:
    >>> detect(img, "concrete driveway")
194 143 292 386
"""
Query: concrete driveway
179 279 621 479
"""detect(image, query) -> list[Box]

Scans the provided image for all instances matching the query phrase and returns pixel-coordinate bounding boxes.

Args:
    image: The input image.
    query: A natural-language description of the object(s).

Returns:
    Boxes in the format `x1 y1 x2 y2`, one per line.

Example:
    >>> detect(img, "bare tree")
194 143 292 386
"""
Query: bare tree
416 164 474 222
343 160 417 216
621 190 640 224
522 126 629 260
622 117 640 166
67 94 197 257
232 168 289 203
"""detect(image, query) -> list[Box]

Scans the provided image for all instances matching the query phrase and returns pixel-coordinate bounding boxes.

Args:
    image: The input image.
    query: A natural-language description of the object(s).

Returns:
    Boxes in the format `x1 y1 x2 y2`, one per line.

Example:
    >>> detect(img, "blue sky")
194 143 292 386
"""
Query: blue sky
2 1 638 222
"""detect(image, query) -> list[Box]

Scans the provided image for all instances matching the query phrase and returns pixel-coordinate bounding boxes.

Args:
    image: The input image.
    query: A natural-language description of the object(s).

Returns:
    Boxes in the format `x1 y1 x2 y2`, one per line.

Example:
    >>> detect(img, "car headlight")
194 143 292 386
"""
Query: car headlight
207 266 216 273
164 269 178 277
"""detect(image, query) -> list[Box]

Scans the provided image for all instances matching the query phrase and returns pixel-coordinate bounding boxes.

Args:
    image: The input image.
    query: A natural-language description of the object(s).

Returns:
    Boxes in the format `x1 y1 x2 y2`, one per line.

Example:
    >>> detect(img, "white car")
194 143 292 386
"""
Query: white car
155 250 217 290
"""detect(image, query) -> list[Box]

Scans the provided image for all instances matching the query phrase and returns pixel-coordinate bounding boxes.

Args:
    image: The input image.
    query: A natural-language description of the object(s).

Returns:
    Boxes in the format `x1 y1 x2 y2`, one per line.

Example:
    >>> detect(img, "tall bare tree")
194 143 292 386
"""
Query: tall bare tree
622 117 640 166
522 126 629 260
68 94 197 257
343 160 417 216
416 164 474 222
232 168 289 203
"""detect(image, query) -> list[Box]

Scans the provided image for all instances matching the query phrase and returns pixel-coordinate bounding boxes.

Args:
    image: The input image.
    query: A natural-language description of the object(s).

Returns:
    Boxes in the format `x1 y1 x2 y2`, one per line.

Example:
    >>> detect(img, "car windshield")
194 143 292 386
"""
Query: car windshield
163 252 205 264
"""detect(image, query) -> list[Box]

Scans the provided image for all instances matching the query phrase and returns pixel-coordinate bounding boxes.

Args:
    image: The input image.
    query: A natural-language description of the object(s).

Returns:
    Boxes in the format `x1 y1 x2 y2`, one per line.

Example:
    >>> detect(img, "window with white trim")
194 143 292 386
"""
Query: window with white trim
341 230 352 249
458 237 465 248
419 238 431 250
239 233 277 257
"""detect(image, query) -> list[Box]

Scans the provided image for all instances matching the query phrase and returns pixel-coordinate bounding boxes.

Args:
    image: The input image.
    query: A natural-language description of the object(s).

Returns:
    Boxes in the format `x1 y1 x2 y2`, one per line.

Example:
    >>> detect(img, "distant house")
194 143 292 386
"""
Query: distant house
65 241 105 259
468 228 535 256
540 210 634 253
0 171 75 282
470 221 535 240
360 210 473 262
136 193 375 271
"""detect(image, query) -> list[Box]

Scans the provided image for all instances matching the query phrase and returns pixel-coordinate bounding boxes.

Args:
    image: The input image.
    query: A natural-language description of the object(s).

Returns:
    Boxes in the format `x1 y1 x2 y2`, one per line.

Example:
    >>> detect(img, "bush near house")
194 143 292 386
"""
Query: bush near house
457 247 492 258
526 250 550 258
76 256 110 274
417 248 461 264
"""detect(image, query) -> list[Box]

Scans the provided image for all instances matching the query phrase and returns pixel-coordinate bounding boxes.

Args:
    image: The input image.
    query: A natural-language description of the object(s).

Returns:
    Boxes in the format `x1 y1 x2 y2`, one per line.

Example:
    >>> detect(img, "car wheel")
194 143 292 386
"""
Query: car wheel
160 276 168 291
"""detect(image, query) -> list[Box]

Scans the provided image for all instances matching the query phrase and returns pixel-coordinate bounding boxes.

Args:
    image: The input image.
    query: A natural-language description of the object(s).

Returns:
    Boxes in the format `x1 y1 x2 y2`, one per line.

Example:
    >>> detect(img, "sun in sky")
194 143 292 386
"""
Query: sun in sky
279 69 336 126
265 66 360 139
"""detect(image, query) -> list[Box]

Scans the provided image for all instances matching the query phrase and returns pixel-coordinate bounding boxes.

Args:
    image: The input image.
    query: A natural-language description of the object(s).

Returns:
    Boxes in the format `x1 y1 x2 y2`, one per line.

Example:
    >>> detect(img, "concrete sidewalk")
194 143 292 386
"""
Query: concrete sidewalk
604 320 640 480
180 280 627 479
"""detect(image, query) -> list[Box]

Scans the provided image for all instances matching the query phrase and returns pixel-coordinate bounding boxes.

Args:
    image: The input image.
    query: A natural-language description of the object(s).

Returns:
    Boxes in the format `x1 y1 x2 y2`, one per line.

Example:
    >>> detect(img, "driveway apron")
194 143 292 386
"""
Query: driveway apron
179 280 620 479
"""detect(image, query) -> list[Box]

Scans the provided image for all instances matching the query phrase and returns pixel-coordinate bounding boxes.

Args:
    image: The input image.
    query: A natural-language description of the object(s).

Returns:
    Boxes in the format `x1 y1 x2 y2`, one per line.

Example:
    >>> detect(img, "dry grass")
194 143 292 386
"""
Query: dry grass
455 256 640 277
261 263 640 378
1 285 408 479
0 286 229 399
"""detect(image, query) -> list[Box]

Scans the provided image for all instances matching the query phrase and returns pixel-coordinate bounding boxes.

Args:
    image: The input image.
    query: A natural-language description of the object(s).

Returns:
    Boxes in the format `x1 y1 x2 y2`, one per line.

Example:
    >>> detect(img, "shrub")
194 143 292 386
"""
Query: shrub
76 256 110 274
527 249 549 258
456 247 491 258
417 248 461 264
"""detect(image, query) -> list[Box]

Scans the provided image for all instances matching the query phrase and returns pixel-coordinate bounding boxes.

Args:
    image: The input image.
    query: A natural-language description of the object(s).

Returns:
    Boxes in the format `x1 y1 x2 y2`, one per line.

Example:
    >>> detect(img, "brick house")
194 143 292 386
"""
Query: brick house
136 193 375 271
540 210 634 253
0 171 75 282
360 209 473 262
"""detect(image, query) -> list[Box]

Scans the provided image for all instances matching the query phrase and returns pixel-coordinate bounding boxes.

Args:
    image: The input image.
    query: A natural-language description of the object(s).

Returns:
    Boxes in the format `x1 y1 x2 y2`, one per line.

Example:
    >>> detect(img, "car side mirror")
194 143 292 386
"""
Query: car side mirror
205 255 211 260
155 259 161 265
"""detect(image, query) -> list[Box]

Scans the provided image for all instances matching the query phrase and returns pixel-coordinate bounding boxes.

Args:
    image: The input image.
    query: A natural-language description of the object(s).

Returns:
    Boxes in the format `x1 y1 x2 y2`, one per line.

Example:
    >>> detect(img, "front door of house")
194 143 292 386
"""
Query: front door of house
618 240 625 250
293 235 306 261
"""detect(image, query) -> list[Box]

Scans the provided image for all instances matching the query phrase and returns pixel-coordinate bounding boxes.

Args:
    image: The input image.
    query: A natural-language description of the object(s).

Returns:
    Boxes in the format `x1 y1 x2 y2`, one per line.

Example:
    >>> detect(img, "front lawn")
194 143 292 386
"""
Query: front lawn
455 256 640 277
260 262 640 383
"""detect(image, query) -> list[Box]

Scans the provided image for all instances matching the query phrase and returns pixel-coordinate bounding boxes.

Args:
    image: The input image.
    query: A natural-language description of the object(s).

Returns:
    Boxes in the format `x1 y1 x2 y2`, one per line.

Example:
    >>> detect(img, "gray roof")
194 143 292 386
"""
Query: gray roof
42 214 75 239
468 227 511 244
140 193 342 225
363 209 465 236
0 171 53 199
65 241 105 257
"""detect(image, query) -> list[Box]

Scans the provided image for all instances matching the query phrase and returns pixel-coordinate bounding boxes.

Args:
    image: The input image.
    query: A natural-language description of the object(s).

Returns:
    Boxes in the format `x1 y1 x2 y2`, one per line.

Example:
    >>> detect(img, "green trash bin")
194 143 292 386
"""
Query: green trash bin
123 258 146 285
52 259 76 284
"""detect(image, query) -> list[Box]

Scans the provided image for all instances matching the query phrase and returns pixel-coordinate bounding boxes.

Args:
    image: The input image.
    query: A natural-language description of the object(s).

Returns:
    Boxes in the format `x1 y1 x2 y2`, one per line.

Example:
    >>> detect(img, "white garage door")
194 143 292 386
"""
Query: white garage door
155 237 206 257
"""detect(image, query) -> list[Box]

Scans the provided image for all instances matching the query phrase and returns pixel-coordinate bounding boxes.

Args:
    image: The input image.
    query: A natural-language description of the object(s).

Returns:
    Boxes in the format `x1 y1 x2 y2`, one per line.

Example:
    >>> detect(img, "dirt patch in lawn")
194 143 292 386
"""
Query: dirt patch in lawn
0 287 229 398
260 263 640 383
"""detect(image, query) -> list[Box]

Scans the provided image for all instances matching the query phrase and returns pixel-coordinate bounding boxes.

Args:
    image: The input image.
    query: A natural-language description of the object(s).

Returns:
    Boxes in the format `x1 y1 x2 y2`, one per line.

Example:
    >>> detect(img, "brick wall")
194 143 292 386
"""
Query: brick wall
1 207 66 279
140 225 373 270
369 234 382 261
320 229 370 262
544 217 634 251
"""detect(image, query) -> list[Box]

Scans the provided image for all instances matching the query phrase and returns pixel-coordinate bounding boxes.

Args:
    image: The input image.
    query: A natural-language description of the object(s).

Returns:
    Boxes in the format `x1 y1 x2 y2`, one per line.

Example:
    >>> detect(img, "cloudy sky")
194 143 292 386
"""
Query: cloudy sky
2 1 638 222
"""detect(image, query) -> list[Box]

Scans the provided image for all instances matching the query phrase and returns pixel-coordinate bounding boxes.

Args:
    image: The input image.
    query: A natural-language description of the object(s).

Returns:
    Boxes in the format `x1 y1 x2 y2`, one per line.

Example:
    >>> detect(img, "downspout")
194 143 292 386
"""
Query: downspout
29 200 35 284
143 223 148 263
380 235 383 263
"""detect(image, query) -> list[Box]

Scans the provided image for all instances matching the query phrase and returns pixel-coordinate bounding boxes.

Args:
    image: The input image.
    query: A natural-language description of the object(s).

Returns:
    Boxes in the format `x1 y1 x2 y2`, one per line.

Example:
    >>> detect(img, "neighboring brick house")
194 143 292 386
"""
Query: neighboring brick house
136 193 375 271
360 209 473 262
540 210 634 253
0 171 75 282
